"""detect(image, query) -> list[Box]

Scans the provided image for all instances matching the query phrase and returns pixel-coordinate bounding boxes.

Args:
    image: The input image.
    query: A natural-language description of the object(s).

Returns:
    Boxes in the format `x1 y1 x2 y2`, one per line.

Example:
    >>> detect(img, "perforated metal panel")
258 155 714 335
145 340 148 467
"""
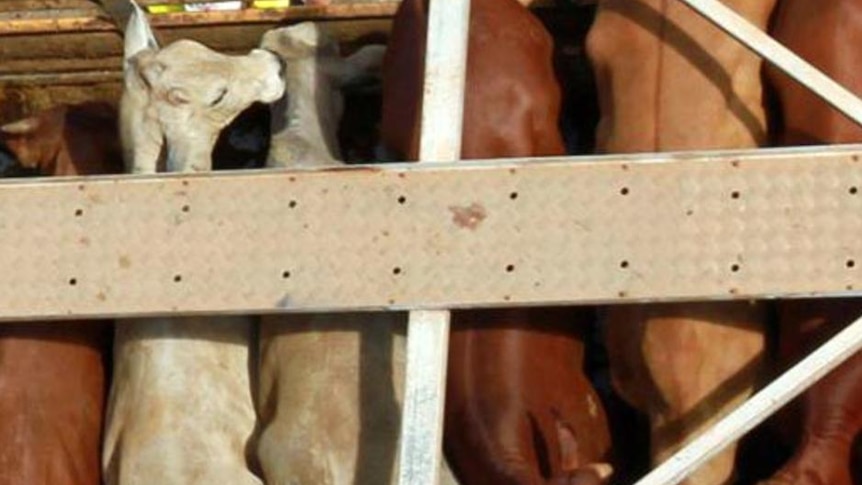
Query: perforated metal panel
0 144 860 321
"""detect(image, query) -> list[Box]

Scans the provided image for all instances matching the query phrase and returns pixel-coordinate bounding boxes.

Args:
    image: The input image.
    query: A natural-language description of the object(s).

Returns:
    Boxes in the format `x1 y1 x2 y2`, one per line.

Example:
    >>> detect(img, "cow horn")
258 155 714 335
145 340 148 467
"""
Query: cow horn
0 117 39 135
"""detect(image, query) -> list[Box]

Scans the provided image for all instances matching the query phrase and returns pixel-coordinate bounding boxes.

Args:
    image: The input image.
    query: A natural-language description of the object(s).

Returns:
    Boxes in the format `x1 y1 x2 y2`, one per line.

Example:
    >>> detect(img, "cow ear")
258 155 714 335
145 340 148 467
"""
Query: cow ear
127 49 163 91
0 116 40 136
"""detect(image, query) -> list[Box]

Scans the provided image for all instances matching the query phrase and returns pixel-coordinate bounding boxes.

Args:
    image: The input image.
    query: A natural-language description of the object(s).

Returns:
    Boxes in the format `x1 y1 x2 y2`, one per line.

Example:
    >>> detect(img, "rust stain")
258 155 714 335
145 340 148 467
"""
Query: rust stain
79 236 90 246
449 203 487 230
317 165 382 175
118 255 131 269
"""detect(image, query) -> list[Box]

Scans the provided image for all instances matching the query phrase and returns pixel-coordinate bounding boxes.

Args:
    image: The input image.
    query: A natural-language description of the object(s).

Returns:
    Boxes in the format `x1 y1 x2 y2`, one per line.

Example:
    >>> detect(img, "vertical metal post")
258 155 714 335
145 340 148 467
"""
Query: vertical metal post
397 0 470 484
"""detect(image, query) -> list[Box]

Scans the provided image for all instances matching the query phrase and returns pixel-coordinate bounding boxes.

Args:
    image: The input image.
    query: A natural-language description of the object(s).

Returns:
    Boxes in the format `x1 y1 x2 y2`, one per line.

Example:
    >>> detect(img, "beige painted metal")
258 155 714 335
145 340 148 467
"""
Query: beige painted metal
675 0 862 128
397 0 470 482
0 145 862 321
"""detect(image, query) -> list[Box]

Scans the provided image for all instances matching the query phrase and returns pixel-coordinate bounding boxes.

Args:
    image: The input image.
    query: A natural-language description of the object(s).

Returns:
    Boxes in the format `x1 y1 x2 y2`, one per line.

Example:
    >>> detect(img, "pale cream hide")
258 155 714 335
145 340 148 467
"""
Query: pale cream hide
103 3 284 485
255 22 457 485
119 2 283 173
261 22 385 167
586 1 774 484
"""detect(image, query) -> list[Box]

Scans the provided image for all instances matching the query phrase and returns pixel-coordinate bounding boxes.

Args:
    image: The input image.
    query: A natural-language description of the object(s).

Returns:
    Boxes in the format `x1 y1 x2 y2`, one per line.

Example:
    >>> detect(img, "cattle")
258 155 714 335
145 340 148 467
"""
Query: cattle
261 22 385 167
119 2 283 173
252 22 453 485
585 0 775 483
382 0 613 484
763 1 862 483
102 3 284 484
0 102 121 485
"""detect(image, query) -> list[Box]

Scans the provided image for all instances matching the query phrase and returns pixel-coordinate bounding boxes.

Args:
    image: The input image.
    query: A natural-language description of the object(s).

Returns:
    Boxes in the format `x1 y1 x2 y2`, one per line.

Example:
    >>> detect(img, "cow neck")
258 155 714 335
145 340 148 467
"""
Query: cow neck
276 55 341 163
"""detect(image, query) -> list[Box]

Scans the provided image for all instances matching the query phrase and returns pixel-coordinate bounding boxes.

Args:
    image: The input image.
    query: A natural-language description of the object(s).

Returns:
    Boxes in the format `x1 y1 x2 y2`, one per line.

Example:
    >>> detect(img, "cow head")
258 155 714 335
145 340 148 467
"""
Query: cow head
260 22 385 166
261 22 385 89
122 0 285 174
0 103 124 177
0 115 55 175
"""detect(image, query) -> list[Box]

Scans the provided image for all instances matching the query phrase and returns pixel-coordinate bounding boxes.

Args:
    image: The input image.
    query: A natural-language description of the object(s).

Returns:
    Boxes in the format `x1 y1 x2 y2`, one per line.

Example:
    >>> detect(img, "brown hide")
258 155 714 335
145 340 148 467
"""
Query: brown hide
383 1 612 483
0 102 122 177
585 1 774 483
0 102 121 485
764 1 862 483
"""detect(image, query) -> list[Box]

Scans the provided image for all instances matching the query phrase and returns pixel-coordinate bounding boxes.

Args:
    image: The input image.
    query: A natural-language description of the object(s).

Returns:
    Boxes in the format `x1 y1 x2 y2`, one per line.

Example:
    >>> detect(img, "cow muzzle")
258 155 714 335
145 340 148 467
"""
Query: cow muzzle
0 145 34 178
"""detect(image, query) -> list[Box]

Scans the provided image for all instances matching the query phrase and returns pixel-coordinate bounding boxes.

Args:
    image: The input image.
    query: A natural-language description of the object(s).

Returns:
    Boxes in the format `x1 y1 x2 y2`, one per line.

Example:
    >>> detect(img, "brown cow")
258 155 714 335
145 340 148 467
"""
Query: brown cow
0 102 122 485
383 0 612 484
763 1 862 483
586 0 775 483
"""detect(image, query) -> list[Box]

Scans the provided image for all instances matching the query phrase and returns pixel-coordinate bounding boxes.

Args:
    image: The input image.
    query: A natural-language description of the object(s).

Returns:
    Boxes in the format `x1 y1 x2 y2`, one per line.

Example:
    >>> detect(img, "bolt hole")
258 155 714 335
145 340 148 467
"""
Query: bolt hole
620 260 629 269
282 271 291 279
74 209 83 217
68 278 77 286
289 200 297 209
847 259 856 269
620 187 629 196
397 196 407 205
731 263 740 273
850 186 858 195
506 264 515 273
182 205 190 213
731 191 741 199
509 192 519 200
392 267 402 275
173 274 182 282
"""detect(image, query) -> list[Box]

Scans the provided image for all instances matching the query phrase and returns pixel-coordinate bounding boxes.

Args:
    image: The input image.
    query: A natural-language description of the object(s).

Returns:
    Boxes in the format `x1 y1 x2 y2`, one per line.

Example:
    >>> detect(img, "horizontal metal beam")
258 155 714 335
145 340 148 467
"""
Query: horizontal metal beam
1 145 861 322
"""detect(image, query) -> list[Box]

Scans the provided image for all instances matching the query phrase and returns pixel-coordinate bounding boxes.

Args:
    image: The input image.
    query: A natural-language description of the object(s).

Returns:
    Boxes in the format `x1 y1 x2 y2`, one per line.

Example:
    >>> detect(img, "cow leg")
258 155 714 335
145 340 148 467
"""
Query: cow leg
256 312 406 485
103 317 260 485
758 300 862 485
445 308 612 485
759 353 861 485
604 302 765 485
0 323 108 485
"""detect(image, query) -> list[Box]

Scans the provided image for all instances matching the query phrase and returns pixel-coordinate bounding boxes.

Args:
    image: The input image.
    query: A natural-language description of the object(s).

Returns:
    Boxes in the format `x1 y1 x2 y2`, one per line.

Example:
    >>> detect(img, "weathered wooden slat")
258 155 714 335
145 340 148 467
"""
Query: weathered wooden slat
0 2 398 35
0 147 858 322
0 0 96 12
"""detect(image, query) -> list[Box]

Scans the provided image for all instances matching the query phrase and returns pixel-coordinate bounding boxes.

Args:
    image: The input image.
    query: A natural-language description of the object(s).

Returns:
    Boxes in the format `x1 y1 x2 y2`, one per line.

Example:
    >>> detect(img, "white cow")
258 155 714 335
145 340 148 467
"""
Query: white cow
261 22 384 167
102 3 284 485
254 22 459 485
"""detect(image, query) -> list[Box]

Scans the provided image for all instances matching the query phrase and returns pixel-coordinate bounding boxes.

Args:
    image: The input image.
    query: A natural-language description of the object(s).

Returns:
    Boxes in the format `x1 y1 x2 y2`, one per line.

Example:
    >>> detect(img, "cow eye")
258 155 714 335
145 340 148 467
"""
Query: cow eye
210 88 228 107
